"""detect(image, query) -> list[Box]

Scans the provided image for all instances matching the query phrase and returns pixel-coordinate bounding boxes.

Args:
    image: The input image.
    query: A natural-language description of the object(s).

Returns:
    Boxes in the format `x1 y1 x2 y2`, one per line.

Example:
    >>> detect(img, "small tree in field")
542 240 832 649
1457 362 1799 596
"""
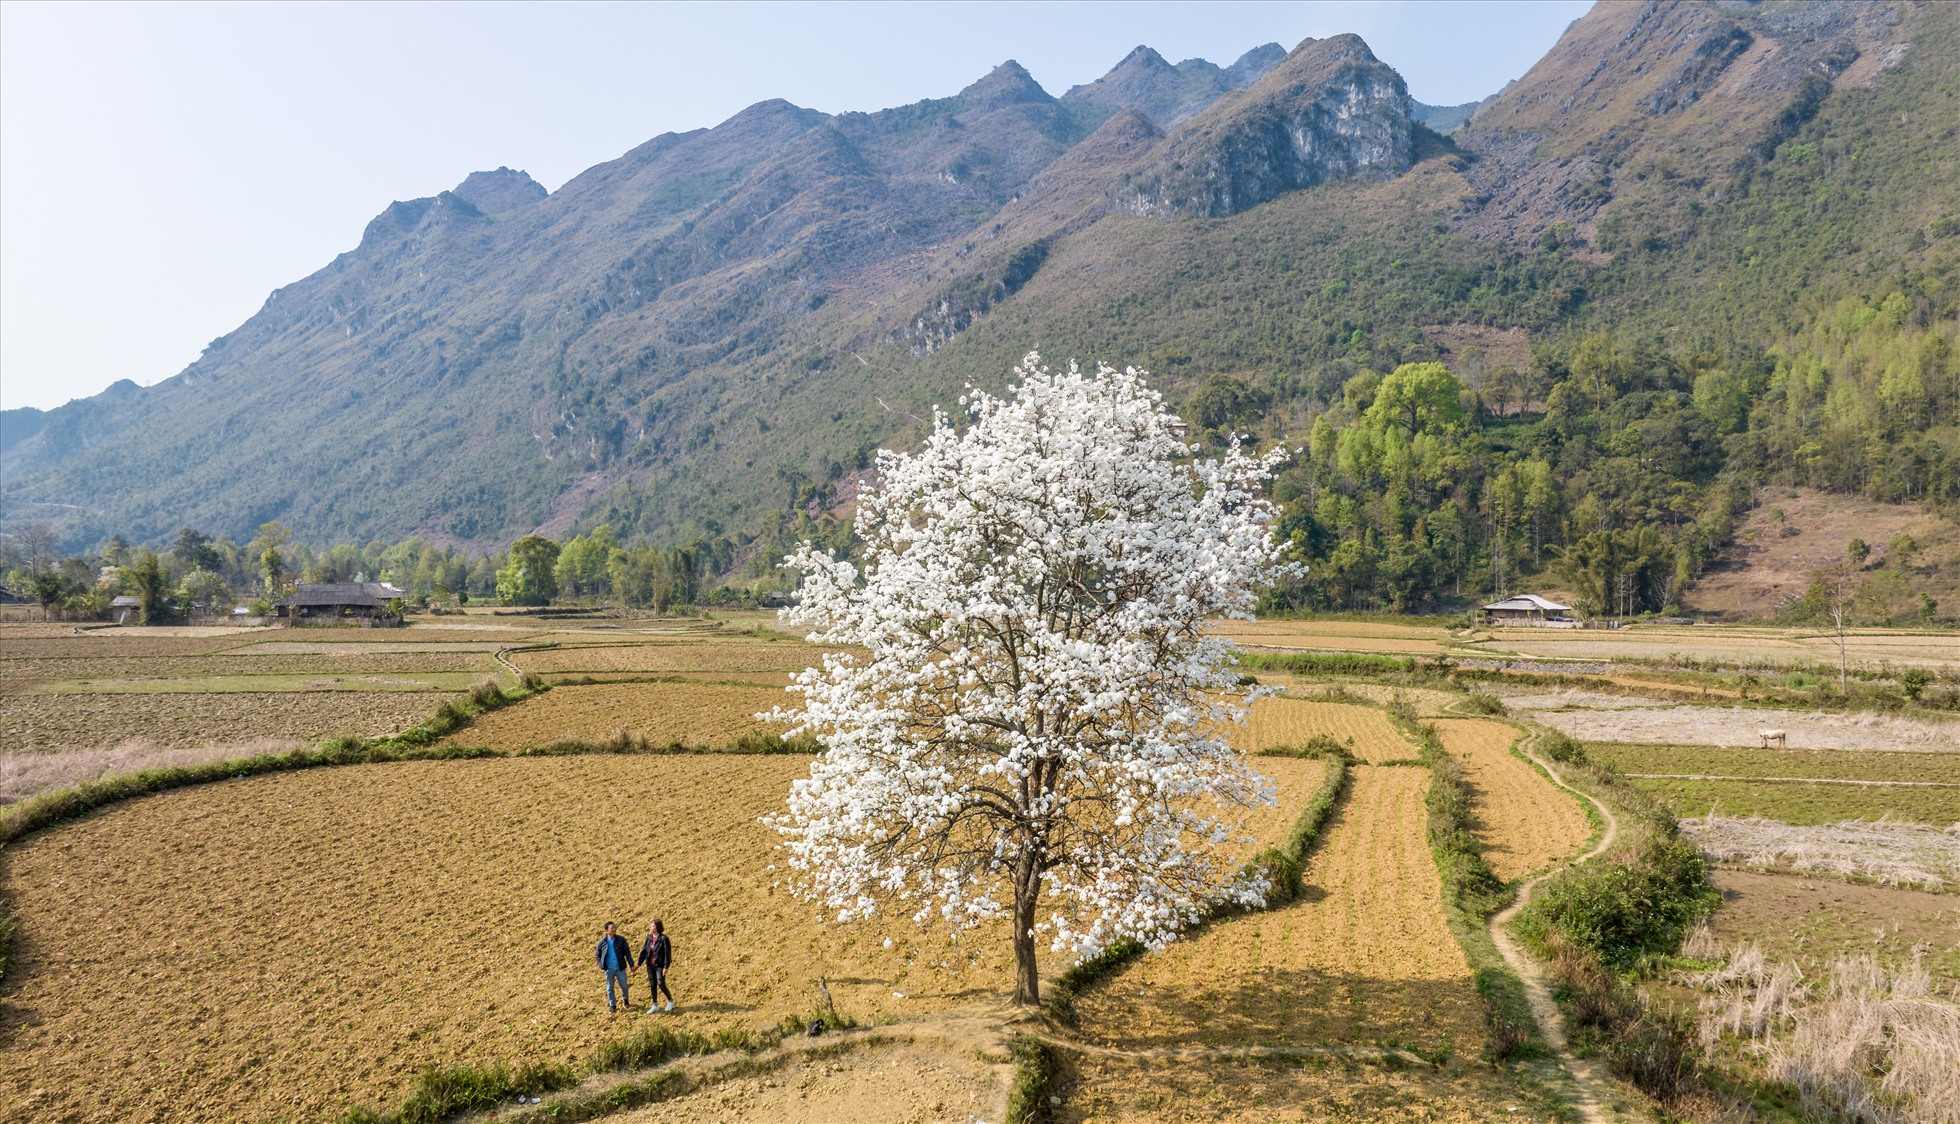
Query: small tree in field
768 354 1291 1005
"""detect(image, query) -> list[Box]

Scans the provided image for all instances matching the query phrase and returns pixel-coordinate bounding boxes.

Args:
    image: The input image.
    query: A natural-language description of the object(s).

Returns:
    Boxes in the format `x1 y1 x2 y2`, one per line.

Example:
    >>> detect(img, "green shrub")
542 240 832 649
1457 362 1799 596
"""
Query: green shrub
1539 731 1589 765
1460 691 1508 715
1005 1035 1057 1124
1518 837 1718 970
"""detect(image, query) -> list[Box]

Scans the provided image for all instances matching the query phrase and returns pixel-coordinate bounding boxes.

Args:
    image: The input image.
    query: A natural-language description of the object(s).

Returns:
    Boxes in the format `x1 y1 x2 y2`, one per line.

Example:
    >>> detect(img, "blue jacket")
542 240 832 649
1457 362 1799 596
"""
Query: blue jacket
595 934 632 971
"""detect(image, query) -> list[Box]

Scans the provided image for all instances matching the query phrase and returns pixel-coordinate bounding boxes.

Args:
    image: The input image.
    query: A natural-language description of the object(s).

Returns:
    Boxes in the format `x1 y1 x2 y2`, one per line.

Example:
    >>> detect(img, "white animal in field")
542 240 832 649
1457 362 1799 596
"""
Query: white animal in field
1758 729 1787 748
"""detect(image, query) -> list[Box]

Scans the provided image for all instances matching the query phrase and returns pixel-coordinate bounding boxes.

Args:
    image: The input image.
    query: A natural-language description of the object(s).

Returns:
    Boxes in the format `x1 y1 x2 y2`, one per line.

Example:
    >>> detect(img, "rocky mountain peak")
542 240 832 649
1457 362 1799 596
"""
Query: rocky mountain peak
1225 43 1287 88
1118 33 1415 218
956 60 1055 110
453 167 547 217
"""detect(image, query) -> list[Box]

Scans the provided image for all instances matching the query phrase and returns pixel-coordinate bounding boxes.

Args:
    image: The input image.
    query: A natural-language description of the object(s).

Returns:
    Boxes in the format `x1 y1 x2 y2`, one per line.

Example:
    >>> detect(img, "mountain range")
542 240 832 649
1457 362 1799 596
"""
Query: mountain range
3 0 1954 557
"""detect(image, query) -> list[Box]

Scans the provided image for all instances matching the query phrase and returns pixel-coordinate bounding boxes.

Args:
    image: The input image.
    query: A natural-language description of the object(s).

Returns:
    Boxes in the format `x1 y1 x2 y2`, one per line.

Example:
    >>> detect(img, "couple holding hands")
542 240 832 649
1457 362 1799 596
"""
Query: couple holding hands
595 918 674 1014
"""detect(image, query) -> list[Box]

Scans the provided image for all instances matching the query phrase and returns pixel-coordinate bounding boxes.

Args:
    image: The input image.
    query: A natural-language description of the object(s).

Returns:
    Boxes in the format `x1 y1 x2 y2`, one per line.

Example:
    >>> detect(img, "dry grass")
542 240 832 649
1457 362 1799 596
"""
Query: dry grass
1686 934 1960 1124
1681 815 1960 888
0 738 304 803
1430 719 1591 883
0 753 1325 1123
1767 953 1960 1122
440 682 792 750
1238 698 1415 763
1701 870 1960 986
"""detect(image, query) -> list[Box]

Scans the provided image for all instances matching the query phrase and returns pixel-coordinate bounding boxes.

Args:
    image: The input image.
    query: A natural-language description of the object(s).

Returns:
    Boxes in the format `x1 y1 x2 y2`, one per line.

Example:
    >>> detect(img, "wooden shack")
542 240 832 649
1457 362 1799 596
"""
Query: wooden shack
276 582 406 626
1479 593 1575 627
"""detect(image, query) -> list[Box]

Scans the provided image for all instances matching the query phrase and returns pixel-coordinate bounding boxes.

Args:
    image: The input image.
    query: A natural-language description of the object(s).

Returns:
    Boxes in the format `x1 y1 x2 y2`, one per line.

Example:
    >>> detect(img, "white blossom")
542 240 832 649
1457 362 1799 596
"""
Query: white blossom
764 353 1295 1003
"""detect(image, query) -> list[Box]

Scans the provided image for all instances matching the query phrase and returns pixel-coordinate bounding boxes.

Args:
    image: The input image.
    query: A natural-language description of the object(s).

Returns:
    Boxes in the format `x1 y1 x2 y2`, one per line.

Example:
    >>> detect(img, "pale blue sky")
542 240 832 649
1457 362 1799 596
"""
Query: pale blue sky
0 1 1591 412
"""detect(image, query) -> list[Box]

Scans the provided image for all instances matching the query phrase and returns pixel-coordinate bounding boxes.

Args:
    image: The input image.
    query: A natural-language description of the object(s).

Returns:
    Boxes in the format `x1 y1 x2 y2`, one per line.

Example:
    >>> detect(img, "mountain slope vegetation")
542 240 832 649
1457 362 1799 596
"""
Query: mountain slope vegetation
3 0 1955 620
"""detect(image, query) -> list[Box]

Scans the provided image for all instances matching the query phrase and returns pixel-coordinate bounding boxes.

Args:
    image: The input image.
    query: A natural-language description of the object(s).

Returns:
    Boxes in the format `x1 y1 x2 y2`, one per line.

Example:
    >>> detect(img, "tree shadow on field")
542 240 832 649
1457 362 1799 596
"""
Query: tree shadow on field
1075 967 1477 1058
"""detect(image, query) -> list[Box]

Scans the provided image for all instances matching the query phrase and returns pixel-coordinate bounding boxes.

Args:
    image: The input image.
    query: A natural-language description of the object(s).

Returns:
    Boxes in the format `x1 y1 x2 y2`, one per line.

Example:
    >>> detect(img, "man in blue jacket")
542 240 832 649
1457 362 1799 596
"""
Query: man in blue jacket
595 921 634 1013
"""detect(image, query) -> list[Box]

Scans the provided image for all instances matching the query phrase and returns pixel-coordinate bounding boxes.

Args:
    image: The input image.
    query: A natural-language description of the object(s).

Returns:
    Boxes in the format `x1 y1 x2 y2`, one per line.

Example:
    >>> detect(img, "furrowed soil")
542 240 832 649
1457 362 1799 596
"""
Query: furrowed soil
437 682 792 749
1242 698 1415 762
1062 764 1548 1120
0 753 1325 1123
510 641 836 677
0 690 455 752
1430 719 1591 883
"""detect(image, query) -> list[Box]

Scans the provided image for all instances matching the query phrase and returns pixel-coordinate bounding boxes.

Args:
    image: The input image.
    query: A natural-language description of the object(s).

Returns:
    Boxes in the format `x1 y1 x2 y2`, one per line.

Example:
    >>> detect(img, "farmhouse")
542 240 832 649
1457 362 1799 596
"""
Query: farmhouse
109 594 141 624
1480 593 1575 627
276 582 406 626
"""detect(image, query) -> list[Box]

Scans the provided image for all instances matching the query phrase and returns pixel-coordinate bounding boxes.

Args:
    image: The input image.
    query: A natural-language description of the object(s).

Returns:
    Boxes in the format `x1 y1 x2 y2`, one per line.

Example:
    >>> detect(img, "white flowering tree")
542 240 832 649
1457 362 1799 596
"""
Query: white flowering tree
768 354 1291 1005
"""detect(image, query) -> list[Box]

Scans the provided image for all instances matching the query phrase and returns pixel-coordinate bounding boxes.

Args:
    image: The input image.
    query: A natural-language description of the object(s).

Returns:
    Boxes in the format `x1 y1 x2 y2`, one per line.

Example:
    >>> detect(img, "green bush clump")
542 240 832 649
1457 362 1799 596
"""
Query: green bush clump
1539 731 1589 765
1517 837 1718 970
1460 691 1508 715
1005 1035 1057 1124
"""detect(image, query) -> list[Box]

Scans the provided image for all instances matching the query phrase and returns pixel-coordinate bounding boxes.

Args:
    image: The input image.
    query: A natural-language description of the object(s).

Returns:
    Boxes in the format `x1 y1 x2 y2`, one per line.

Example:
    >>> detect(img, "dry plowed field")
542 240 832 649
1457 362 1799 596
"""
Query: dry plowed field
441 682 792 749
511 640 838 676
1430 719 1591 883
0 690 455 752
1062 764 1545 1118
1240 698 1415 762
0 753 1326 1122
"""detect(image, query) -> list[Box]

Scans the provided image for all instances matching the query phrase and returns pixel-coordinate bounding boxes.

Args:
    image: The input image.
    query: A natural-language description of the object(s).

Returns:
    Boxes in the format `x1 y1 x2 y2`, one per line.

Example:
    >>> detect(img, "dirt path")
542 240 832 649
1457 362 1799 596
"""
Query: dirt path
1431 718 1592 883
1488 733 1624 1124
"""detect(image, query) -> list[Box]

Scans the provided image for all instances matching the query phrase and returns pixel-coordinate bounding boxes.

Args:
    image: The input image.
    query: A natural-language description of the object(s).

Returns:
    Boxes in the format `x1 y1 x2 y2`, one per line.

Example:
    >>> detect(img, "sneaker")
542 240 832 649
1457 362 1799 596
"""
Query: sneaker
664 1001 674 1012
647 1004 658 1014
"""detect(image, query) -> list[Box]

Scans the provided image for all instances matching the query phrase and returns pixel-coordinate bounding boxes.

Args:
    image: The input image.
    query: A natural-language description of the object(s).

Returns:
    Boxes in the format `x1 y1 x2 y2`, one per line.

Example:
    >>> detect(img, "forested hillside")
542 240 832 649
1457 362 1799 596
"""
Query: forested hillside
3 0 1955 620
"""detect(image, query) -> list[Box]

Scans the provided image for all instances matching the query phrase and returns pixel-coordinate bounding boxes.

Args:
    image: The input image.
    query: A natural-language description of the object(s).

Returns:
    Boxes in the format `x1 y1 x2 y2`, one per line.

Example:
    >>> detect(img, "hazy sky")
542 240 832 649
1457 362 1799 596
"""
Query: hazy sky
0 1 1591 413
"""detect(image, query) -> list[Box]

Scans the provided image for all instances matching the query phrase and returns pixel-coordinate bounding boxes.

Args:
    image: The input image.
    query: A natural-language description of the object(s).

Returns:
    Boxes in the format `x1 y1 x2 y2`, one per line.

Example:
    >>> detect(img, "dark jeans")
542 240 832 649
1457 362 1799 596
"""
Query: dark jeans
646 964 673 1004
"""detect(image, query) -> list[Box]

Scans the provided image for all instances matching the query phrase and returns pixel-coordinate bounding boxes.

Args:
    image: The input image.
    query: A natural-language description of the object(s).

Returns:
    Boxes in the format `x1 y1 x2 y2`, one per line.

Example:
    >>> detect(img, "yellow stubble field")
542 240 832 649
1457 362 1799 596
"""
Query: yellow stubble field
1429 718 1592 883
0 751 1328 1123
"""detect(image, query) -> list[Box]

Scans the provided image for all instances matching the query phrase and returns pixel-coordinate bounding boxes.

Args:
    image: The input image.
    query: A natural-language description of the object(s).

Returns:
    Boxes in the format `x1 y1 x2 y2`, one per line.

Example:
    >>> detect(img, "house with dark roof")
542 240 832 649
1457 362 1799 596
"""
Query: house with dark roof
275 582 407 626
110 594 142 624
1480 593 1575 627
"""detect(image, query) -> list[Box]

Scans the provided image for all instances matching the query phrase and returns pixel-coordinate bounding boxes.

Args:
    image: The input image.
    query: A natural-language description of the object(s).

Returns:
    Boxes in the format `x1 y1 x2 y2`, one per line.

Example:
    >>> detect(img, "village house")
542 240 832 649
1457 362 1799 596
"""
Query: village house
1479 593 1576 627
275 581 407 626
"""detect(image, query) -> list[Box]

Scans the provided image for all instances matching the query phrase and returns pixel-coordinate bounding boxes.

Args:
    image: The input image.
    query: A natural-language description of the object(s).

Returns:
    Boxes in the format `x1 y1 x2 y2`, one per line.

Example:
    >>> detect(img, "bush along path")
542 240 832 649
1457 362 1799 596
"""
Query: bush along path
1488 729 1623 1124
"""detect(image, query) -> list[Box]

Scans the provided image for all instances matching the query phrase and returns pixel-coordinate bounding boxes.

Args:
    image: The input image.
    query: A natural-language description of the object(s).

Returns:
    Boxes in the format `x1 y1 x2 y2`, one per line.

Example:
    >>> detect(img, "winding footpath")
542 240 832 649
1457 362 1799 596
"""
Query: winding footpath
1489 729 1623 1124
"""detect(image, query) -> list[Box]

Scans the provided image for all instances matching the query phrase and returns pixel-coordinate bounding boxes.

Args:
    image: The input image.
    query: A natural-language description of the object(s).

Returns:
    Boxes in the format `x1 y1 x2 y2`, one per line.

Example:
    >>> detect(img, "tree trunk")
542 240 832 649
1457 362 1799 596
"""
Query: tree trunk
1011 852 1041 1006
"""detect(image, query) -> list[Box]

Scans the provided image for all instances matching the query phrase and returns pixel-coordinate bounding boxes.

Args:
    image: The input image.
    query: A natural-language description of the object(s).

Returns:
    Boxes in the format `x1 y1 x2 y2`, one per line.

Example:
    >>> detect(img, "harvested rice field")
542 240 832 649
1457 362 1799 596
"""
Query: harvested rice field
1430 719 1591 883
0 689 455 752
440 682 791 749
1064 764 1529 1116
1239 698 1416 763
510 639 836 676
1469 626 1960 671
1217 617 1449 654
0 753 1328 1123
1074 766 1477 1051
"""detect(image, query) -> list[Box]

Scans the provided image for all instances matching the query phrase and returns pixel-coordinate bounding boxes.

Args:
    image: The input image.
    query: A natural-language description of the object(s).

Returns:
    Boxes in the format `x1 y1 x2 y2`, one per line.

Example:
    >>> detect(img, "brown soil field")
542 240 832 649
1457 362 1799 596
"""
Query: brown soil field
511 640 835 676
240 640 510 654
1240 698 1416 762
1064 764 1522 1117
442 682 792 749
0 753 1324 1123
1704 870 1960 985
0 651 500 682
0 633 258 658
608 1029 1012 1123
0 690 455 752
1430 719 1591 883
1059 1053 1557 1122
1217 618 1448 655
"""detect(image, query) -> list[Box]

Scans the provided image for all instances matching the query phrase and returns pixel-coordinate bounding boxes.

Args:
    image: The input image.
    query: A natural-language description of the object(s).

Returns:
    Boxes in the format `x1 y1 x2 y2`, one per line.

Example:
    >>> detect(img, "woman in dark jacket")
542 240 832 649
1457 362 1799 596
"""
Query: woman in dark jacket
638 919 674 1012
